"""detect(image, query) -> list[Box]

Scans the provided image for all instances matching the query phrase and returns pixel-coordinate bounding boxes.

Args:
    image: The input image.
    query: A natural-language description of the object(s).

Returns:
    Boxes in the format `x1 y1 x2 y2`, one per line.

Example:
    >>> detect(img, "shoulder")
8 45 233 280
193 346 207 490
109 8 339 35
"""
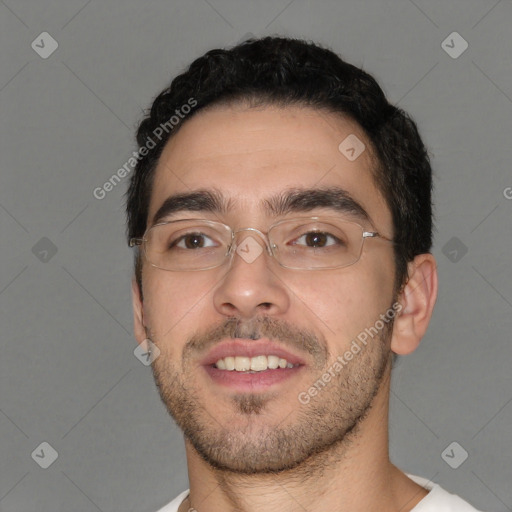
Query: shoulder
154 489 190 512
408 475 484 512
154 479 485 512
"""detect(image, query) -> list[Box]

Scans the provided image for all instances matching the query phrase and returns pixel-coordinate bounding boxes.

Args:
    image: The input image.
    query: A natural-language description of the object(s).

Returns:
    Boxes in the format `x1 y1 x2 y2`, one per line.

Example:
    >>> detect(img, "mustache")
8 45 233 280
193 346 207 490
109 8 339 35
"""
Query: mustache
185 316 328 367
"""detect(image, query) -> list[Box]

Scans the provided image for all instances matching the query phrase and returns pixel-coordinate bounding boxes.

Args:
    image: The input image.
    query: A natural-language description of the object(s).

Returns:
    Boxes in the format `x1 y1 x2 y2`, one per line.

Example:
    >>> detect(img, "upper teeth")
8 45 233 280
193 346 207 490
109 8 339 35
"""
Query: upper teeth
215 355 296 371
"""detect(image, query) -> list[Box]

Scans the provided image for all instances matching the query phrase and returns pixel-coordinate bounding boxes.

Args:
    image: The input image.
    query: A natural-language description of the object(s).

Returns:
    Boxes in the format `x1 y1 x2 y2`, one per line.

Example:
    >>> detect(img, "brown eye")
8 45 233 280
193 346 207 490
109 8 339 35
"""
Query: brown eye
305 232 328 247
294 231 341 248
184 234 206 249
172 233 217 250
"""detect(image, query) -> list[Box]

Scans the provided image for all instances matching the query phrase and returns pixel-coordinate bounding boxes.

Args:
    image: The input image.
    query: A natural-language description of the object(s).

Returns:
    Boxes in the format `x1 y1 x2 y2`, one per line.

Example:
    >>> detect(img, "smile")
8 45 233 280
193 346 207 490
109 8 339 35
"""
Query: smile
214 355 299 371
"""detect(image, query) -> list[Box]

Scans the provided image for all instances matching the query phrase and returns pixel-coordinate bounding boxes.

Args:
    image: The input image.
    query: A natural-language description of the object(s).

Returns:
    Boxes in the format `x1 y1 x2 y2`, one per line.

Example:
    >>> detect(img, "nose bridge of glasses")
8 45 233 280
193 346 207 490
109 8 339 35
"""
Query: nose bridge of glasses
232 227 273 254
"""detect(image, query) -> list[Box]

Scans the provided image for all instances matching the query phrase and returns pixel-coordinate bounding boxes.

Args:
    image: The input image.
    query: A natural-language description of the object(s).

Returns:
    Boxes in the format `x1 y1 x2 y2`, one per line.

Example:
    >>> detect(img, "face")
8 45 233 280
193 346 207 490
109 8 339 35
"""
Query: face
135 104 398 473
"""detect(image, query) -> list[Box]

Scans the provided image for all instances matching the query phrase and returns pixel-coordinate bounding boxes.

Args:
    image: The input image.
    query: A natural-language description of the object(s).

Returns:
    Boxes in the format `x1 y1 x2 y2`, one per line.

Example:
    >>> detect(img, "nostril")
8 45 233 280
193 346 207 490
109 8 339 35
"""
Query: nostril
260 302 272 309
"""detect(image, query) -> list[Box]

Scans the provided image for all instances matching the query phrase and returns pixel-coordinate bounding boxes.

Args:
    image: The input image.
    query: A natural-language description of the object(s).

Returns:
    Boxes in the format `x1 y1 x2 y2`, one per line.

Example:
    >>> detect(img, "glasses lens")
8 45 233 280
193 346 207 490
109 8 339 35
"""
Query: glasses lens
271 218 364 269
145 220 231 271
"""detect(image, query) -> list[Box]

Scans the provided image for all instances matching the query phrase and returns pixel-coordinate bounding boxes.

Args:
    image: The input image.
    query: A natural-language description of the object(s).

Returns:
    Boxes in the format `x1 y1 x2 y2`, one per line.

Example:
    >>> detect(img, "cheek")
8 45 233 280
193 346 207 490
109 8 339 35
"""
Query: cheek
290 275 377 340
286 255 395 345
347 252 397 333
141 270 215 343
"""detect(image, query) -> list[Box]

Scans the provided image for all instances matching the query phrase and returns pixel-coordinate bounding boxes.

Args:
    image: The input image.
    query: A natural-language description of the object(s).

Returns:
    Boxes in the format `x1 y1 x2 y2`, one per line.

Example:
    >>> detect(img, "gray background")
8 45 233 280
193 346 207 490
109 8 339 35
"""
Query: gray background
1 0 511 511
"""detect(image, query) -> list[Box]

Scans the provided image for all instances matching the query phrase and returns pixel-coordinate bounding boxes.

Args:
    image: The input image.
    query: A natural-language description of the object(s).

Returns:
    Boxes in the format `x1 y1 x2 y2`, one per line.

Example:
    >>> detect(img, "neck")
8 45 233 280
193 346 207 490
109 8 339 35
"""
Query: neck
180 372 428 512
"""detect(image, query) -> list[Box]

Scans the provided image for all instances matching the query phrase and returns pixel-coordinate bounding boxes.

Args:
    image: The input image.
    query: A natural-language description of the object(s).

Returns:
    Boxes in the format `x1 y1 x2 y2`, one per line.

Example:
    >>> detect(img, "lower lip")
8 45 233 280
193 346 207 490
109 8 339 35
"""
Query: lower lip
203 365 304 392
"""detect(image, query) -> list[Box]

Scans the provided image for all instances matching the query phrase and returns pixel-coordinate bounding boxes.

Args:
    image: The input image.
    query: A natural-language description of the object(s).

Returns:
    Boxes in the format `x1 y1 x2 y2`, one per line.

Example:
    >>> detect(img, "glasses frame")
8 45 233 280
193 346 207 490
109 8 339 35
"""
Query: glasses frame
129 216 394 272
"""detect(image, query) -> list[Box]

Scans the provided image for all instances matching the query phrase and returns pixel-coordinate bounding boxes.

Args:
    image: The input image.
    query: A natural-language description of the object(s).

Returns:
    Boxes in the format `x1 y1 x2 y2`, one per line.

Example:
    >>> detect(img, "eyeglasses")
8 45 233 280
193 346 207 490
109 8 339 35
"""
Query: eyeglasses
129 217 393 272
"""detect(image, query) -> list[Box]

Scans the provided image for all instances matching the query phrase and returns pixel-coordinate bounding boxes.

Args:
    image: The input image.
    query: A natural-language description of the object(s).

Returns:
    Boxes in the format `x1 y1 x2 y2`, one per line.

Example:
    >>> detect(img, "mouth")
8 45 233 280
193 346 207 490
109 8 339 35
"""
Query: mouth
201 339 306 392
214 354 299 371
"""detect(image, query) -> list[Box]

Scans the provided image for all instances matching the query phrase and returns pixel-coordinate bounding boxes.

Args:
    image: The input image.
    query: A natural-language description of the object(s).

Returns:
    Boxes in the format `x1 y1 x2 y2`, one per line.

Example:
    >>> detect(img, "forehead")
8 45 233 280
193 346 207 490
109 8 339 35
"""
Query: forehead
149 104 391 230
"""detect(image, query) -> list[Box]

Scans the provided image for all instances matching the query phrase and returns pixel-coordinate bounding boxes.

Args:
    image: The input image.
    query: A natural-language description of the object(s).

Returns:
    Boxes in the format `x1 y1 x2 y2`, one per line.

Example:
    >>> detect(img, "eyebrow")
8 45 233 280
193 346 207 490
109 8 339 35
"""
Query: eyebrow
151 187 370 226
151 190 233 226
264 187 370 222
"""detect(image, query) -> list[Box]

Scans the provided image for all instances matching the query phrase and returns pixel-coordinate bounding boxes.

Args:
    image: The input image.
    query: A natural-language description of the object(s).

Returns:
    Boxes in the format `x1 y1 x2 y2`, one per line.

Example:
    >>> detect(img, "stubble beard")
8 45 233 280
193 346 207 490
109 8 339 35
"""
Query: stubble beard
151 315 392 475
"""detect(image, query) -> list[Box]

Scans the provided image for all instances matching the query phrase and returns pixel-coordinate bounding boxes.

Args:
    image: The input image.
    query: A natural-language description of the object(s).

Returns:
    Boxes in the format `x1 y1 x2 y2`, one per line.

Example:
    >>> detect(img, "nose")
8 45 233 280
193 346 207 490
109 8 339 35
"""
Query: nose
212 231 291 320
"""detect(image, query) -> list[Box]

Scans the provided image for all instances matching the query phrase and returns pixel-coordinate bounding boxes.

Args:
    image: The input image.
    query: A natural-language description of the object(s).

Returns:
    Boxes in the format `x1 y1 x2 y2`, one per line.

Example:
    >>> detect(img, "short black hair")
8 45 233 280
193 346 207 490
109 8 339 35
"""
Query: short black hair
126 36 433 294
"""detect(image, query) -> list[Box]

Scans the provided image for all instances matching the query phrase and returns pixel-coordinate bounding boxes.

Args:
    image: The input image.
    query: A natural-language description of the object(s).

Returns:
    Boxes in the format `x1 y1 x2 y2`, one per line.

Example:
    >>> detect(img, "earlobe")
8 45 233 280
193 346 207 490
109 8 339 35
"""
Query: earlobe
131 277 147 345
391 254 438 355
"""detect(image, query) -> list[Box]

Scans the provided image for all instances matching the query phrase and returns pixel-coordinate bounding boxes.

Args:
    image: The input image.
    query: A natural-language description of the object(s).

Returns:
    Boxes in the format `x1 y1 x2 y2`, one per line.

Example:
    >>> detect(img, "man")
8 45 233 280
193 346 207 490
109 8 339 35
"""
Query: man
126 36 482 511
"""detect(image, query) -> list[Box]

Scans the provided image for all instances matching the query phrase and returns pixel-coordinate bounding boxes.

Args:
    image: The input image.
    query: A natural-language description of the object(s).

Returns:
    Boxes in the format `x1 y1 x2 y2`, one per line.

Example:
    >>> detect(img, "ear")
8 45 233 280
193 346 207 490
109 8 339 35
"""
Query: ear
391 253 438 355
131 277 147 345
